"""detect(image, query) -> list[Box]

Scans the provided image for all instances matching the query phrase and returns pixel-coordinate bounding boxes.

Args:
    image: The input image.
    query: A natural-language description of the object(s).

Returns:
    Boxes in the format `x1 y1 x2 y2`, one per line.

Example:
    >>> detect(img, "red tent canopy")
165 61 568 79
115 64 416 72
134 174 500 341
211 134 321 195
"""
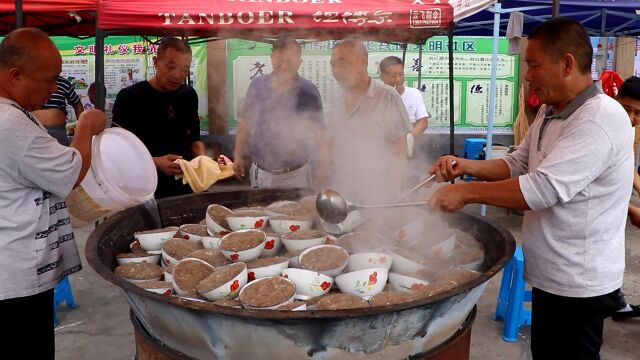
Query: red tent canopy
98 0 454 43
0 0 96 36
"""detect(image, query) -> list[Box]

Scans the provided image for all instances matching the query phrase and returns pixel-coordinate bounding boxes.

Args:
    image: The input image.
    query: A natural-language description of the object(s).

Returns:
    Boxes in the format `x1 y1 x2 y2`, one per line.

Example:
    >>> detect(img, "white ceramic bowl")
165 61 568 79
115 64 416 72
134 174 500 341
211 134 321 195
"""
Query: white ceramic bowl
122 276 163 284
334 267 388 300
205 204 232 234
247 258 290 282
425 234 456 258
269 217 314 235
116 253 161 266
388 272 430 293
239 276 296 310
171 258 215 296
281 268 333 300
145 287 173 296
218 230 266 262
202 229 230 250
261 233 282 258
347 253 393 272
161 248 180 268
337 232 387 253
390 250 428 274
134 227 179 252
198 263 248 301
299 245 349 277
263 200 300 218
163 270 173 283
227 212 270 231
178 224 208 245
281 232 328 253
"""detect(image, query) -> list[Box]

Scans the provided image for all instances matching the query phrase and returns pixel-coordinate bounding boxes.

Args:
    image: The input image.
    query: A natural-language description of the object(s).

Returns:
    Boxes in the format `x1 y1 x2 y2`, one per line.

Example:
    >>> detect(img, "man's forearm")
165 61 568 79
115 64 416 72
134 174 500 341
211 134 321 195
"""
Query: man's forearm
234 120 250 159
633 171 640 194
412 117 428 137
464 158 512 182
464 177 530 210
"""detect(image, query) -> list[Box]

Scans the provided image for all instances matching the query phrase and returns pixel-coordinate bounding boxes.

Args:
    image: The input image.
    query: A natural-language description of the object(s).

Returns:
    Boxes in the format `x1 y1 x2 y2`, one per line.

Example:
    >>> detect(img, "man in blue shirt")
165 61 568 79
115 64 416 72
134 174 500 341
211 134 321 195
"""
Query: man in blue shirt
233 37 328 189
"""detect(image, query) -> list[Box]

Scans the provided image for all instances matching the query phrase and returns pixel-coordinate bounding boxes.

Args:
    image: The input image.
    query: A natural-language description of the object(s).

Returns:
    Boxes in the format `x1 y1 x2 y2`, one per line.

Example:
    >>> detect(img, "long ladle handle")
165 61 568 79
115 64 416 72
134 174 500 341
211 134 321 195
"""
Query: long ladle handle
351 201 429 211
397 159 457 201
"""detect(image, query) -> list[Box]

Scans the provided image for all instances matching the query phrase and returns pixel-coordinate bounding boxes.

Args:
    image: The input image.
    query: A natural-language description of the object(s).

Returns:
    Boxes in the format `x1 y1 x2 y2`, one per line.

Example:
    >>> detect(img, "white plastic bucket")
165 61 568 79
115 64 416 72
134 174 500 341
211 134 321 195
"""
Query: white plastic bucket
484 145 510 160
66 128 157 227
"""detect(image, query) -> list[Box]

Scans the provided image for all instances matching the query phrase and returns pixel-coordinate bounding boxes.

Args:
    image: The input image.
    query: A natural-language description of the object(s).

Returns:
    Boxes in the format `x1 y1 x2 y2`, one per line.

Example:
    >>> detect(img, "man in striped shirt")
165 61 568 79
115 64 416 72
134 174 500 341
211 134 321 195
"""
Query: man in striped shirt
33 75 84 145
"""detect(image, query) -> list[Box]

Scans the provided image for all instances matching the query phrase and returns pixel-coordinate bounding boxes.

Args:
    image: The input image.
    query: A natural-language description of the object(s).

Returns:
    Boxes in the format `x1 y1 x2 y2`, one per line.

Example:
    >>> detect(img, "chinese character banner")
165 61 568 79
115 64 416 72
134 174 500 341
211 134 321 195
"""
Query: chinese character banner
36 36 208 130
226 36 518 134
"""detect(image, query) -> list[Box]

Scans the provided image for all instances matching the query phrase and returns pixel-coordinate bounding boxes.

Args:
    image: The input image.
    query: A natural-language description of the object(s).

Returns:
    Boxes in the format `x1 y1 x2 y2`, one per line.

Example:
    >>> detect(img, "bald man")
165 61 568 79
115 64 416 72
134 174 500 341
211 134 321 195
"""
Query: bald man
0 28 105 358
328 39 411 205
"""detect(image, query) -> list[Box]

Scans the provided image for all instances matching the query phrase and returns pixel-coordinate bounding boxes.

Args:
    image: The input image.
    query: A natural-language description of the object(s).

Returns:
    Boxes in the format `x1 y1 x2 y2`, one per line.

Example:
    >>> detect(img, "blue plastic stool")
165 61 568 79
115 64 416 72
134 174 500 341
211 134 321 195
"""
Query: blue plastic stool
493 246 531 342
463 138 487 181
53 277 77 326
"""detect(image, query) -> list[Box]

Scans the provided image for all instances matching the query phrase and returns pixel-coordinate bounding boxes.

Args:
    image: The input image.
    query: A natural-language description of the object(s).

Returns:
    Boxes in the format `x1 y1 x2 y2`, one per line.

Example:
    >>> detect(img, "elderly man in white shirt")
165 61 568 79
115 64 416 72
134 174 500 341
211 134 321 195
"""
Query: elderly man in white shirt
429 18 632 360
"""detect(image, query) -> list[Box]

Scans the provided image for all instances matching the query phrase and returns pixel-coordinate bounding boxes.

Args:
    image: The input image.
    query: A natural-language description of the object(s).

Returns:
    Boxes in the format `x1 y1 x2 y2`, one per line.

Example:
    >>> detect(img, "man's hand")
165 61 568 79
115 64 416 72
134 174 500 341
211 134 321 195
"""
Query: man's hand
75 109 106 136
154 154 183 176
233 156 246 180
431 156 465 182
629 205 640 228
429 183 470 212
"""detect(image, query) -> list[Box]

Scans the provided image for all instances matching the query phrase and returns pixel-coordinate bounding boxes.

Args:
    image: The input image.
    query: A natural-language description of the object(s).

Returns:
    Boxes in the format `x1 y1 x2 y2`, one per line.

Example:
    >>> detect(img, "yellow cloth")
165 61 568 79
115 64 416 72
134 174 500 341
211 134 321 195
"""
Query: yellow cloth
174 156 234 193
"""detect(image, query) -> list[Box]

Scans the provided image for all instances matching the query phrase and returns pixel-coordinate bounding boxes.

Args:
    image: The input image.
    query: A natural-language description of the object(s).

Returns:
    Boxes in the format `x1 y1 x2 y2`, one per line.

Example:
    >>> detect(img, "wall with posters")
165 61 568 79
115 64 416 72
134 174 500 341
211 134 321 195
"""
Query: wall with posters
226 37 519 134
47 37 208 131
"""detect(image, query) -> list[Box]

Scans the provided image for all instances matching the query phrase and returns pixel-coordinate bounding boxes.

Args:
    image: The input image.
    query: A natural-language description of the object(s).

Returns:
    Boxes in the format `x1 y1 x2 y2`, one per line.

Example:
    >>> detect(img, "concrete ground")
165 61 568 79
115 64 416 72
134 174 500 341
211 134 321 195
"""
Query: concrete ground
55 199 640 359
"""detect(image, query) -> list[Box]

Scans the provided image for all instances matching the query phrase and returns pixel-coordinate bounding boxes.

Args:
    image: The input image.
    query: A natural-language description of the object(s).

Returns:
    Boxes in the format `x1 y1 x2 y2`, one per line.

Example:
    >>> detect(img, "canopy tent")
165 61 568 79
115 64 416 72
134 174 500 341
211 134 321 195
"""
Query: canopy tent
455 0 640 36
0 0 96 36
97 0 455 43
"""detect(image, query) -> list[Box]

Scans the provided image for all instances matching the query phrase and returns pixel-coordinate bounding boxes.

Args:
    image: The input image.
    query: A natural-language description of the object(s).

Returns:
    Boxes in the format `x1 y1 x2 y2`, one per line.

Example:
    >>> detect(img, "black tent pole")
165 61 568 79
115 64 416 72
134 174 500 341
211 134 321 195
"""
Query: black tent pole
552 0 560 18
448 27 455 156
95 27 106 111
15 0 24 28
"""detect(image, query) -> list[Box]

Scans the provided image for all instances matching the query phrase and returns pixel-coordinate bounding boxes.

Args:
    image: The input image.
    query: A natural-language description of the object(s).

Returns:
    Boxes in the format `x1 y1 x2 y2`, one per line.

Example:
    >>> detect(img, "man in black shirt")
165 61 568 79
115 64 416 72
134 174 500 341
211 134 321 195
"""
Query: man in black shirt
113 37 204 198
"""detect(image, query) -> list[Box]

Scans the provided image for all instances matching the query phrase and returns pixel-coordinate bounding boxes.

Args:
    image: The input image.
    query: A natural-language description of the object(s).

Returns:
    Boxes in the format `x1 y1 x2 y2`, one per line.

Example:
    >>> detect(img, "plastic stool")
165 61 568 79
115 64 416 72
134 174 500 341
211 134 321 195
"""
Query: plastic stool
53 277 77 326
463 138 486 181
493 246 531 342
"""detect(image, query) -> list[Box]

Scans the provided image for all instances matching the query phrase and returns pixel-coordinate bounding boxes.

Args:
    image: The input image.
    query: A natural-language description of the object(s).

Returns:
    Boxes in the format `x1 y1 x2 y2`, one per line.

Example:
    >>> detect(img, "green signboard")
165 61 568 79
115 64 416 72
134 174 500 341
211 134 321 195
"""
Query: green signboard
226 36 518 134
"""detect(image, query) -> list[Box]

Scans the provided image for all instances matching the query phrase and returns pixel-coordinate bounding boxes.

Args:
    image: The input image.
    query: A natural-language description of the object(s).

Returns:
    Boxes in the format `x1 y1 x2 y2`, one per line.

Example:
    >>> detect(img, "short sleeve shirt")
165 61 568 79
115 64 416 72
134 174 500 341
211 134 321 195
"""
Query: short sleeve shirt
328 79 412 204
42 76 81 115
0 98 82 300
240 74 324 170
400 87 430 125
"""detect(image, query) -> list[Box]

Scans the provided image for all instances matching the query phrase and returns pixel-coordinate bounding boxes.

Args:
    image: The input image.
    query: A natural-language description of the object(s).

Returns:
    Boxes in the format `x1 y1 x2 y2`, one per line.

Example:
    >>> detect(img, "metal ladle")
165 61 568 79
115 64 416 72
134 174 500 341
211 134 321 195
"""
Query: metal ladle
316 189 429 223
316 160 457 223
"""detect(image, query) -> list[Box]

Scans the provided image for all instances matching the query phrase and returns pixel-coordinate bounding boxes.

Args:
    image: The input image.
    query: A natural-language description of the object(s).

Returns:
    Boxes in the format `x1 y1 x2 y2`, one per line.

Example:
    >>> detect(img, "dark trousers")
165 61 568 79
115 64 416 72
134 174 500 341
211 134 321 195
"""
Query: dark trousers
531 287 621 360
0 289 55 359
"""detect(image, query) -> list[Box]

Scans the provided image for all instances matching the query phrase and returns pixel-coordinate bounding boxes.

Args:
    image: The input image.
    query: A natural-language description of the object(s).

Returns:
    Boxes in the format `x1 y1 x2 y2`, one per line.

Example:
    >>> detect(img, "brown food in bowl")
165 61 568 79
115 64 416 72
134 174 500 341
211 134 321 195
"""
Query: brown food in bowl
369 291 415 307
246 256 289 269
409 280 457 300
271 214 313 221
197 263 245 292
187 249 229 267
231 210 264 217
435 268 481 285
181 224 209 236
115 262 163 280
300 246 348 271
117 252 154 259
449 247 485 266
213 297 241 307
135 226 178 235
173 259 215 296
277 300 307 311
136 280 173 289
163 239 203 260
266 202 301 215
315 293 370 310
219 231 265 252
282 230 326 240
240 277 295 308
208 205 232 229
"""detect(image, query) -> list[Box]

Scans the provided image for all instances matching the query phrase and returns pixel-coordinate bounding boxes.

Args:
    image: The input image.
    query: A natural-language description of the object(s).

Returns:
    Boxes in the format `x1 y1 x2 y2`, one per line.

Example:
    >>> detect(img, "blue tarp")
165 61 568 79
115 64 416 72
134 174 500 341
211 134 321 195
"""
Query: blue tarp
455 0 640 36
